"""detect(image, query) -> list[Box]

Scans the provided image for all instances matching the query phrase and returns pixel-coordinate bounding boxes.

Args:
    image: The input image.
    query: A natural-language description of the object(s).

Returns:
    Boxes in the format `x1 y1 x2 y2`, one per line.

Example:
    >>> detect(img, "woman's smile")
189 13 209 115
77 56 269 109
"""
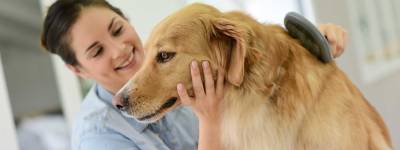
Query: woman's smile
115 48 136 71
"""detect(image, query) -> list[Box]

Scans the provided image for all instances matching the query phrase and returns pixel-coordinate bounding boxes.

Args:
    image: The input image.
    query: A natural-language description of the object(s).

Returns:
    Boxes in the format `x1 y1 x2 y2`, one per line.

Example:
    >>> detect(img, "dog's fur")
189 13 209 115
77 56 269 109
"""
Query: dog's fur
124 3 392 150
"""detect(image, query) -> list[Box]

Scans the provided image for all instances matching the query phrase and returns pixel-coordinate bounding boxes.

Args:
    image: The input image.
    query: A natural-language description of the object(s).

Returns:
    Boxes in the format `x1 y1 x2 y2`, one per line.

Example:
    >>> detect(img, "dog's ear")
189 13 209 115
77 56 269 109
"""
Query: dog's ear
212 18 253 87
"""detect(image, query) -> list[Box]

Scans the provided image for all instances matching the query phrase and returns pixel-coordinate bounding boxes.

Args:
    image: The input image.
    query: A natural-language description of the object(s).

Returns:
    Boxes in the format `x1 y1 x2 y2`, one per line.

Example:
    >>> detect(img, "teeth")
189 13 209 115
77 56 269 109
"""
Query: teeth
120 59 130 67
117 52 134 69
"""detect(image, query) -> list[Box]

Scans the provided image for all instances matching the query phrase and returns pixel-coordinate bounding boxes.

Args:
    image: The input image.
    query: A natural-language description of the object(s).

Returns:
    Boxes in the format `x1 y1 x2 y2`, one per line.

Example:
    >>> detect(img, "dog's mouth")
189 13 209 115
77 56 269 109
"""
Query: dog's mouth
137 97 178 121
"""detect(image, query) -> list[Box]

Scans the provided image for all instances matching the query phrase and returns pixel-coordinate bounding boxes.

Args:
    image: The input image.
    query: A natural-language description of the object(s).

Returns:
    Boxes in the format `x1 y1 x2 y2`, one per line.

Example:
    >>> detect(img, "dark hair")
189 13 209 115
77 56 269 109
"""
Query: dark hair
41 0 125 66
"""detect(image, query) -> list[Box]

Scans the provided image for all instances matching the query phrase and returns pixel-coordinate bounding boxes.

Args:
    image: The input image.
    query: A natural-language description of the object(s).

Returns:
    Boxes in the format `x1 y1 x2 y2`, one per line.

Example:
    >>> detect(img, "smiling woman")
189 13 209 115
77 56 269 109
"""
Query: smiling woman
41 1 144 94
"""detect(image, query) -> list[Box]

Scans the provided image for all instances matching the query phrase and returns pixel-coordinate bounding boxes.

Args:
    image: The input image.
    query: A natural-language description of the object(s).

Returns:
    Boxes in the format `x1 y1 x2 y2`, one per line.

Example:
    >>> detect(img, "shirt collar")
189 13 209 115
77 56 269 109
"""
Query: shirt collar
95 84 150 132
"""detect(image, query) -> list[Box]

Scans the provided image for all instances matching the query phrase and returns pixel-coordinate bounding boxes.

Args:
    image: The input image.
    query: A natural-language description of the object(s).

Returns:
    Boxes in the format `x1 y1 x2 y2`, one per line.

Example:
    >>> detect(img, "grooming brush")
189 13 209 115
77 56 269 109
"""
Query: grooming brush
284 12 333 63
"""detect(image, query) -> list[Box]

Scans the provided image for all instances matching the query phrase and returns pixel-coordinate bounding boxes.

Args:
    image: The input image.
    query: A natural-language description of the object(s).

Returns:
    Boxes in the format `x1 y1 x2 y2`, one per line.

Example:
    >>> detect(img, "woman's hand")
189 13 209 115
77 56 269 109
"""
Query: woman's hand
177 60 225 124
318 23 348 58
177 60 224 150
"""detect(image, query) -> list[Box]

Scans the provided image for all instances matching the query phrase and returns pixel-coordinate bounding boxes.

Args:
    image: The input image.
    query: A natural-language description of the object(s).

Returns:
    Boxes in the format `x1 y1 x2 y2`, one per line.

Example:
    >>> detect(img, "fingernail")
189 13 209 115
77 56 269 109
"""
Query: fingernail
202 61 209 68
191 61 197 69
177 83 184 91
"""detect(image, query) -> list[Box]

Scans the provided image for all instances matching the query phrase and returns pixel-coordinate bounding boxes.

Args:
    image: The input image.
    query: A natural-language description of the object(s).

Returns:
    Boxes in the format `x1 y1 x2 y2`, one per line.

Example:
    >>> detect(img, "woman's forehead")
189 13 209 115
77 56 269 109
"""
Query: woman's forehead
73 7 117 34
69 7 118 54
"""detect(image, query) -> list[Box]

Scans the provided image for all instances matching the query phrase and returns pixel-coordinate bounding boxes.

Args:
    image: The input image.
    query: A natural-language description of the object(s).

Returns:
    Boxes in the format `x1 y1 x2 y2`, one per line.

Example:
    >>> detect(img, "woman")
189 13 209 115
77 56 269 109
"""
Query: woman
41 0 348 150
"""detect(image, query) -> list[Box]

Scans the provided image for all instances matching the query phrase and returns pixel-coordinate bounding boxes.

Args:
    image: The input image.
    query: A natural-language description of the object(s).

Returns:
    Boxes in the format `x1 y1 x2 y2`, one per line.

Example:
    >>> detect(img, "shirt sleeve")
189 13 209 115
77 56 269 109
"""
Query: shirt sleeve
78 133 140 150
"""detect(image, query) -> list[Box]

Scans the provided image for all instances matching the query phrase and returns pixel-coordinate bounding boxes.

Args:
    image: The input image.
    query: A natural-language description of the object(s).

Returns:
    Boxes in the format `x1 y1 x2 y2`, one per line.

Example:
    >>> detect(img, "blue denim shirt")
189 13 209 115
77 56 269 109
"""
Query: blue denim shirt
71 84 199 150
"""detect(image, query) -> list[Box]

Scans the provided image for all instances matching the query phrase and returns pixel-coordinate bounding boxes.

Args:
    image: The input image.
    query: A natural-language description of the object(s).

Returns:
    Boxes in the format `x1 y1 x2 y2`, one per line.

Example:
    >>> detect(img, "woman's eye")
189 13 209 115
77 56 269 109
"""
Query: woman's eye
112 26 123 36
156 51 176 63
92 47 103 57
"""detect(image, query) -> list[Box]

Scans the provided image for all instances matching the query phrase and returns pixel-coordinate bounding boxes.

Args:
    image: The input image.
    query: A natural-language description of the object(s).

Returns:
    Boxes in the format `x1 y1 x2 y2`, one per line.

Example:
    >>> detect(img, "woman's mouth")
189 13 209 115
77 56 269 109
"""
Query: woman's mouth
115 49 136 71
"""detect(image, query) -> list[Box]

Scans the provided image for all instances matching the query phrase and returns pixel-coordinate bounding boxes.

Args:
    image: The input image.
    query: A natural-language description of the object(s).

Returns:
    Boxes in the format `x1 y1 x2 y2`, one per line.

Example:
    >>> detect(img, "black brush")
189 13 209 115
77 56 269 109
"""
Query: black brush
284 12 333 63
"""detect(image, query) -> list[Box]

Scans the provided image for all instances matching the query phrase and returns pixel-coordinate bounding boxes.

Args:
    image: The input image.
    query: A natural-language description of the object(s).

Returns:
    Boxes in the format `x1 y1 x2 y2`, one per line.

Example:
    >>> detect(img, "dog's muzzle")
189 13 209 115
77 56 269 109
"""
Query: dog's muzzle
112 80 133 111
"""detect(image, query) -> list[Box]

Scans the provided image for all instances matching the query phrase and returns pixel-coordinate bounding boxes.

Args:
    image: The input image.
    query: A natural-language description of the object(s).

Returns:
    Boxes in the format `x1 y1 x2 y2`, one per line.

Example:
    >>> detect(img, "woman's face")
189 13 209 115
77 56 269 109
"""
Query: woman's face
67 6 144 94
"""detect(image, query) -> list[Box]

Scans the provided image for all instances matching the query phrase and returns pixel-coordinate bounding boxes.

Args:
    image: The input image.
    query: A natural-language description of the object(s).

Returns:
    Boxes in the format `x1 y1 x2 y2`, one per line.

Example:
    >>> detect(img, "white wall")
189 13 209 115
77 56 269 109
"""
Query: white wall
1 46 60 118
108 0 187 41
0 51 19 150
312 0 400 148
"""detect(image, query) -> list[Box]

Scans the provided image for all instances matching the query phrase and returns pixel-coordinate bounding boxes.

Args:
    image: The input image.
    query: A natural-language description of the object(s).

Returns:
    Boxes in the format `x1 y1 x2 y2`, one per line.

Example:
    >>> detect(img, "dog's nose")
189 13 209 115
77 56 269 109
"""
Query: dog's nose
112 92 129 110
112 80 133 110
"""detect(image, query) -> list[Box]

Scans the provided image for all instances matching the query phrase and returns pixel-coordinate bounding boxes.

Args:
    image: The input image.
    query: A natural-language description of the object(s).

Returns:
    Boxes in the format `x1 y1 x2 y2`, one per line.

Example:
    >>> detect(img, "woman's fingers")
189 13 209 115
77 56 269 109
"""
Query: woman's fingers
325 28 338 44
325 27 339 55
338 30 348 57
191 61 205 98
202 61 215 96
179 60 225 106
177 83 194 106
216 69 225 97
330 27 344 58
178 60 226 124
319 23 348 58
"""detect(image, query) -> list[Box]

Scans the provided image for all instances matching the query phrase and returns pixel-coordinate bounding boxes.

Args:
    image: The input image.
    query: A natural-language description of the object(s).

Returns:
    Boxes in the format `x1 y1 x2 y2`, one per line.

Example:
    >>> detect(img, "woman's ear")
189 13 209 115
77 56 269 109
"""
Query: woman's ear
211 18 253 87
66 64 90 79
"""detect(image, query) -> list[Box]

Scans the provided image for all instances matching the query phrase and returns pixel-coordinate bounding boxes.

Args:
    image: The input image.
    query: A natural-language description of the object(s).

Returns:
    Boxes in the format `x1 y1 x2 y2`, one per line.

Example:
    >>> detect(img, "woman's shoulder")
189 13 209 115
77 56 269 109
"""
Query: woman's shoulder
72 85 121 135
71 85 134 147
79 85 113 119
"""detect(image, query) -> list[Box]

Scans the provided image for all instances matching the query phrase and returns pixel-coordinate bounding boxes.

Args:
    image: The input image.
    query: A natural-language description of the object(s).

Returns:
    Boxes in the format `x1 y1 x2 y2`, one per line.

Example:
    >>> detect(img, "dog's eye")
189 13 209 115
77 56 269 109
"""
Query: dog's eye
156 51 176 63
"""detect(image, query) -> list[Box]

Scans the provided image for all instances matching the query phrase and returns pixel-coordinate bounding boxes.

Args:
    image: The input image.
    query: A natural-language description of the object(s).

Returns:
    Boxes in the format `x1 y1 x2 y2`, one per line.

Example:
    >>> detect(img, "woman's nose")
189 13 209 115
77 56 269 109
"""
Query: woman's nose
109 40 130 58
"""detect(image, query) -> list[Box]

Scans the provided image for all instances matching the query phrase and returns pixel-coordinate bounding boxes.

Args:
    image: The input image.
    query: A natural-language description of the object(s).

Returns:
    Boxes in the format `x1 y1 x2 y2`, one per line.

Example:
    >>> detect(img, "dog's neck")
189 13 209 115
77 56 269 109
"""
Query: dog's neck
231 24 337 116
208 21 336 109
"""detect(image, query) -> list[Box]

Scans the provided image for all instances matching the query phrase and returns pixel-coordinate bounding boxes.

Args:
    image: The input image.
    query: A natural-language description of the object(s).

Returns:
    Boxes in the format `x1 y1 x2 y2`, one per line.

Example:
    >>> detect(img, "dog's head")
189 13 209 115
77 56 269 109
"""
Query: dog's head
112 3 258 122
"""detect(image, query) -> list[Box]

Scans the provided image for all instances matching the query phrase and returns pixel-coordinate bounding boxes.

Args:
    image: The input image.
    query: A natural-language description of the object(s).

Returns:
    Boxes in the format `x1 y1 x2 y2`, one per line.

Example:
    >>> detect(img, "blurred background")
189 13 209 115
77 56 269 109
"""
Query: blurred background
0 0 399 149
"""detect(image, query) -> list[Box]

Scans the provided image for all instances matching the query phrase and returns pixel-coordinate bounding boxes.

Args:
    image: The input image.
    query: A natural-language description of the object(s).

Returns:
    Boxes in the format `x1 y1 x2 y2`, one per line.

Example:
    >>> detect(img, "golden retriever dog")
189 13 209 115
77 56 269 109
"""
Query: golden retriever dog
114 3 392 150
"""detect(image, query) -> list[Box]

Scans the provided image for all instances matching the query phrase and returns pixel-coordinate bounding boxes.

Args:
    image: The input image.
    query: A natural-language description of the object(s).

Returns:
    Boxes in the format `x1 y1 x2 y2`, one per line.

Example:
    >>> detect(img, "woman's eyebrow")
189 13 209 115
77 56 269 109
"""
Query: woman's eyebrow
108 17 116 31
86 41 99 53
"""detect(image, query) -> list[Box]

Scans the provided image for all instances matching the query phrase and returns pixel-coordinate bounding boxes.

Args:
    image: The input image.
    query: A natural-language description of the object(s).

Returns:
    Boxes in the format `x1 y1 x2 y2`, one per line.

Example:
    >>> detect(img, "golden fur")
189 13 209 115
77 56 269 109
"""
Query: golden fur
124 3 392 150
